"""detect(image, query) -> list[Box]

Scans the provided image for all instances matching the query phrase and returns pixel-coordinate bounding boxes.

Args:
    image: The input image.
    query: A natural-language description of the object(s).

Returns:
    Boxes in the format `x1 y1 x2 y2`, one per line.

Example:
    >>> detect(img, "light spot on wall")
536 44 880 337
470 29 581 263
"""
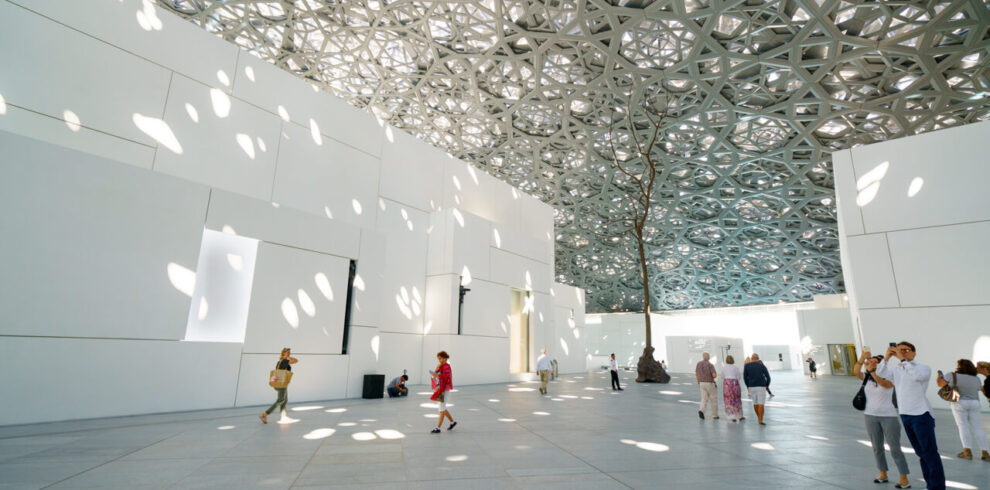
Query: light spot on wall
492 228 502 248
573 329 580 339
324 206 333 219
197 297 209 321
244 65 255 82
210 88 231 118
452 208 464 227
315 272 334 301
216 70 231 87
559 338 569 355
298 289 316 317
460 266 472 286
0 92 7 114
310 118 322 145
166 262 195 296
466 165 479 185
256 137 266 152
135 0 163 31
855 161 889 207
281 297 299 328
236 133 255 159
351 199 363 215
907 177 924 197
277 105 290 122
353 274 365 291
385 125 394 143
184 103 199 123
452 175 461 191
62 110 81 132
133 113 182 154
973 335 990 362
371 335 380 361
423 320 433 335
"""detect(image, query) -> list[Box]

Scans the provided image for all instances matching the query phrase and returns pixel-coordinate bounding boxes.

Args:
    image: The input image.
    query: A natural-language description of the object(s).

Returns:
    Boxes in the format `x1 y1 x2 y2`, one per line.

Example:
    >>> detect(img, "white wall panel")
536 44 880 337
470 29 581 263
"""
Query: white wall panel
552 283 587 324
155 75 281 200
344 326 381 398
378 333 425 386
490 250 552 293
843 234 901 309
491 225 553 266
796 308 855 375
0 132 209 339
0 1 172 146
460 279 510 338
243 243 349 354
205 189 360 259
517 193 556 243
0 105 156 169
235 354 349 408
0 337 241 425
422 335 510 385
352 229 385 328
831 149 865 236
375 202 429 334
425 274 458 336
859 306 990 412
887 221 990 307
232 54 384 158
15 0 239 90
443 159 517 227
271 121 380 229
379 129 444 212
851 120 990 233
451 210 493 282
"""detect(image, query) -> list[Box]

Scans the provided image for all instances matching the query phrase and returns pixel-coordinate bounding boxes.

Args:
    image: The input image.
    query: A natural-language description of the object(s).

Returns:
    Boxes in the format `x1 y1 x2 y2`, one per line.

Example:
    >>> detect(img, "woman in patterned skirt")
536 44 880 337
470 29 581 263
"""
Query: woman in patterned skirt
722 355 744 422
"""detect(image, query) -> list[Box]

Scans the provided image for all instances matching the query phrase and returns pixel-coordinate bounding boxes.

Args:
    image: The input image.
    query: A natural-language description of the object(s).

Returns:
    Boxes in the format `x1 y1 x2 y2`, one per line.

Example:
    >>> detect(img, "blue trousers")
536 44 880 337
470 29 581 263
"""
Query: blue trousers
900 412 945 490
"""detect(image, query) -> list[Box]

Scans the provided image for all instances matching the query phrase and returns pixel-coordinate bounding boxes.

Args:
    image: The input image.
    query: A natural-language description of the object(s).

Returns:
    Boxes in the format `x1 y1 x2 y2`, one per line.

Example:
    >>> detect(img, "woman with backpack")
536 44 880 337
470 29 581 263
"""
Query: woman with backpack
260 347 297 424
855 351 910 488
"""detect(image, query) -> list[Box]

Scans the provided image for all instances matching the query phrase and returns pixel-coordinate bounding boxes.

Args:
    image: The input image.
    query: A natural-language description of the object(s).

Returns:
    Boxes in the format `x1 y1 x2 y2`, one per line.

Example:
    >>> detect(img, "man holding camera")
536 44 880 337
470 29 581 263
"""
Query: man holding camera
877 341 945 490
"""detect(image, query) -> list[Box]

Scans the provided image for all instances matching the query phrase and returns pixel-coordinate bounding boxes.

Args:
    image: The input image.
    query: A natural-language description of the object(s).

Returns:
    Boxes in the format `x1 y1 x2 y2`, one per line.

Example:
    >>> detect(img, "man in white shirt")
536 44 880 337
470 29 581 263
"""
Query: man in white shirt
536 349 552 395
877 341 945 490
609 353 623 391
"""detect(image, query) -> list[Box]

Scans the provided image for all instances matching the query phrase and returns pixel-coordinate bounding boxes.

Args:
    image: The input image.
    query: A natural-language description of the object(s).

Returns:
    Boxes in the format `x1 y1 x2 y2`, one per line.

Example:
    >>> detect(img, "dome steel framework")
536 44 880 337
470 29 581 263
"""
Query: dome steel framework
157 0 990 312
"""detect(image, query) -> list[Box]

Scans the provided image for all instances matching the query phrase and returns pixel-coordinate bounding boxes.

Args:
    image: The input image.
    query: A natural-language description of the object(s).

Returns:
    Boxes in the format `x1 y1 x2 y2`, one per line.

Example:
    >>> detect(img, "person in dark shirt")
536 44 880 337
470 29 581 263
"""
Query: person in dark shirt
743 353 772 425
260 347 298 424
979 362 990 404
387 374 409 397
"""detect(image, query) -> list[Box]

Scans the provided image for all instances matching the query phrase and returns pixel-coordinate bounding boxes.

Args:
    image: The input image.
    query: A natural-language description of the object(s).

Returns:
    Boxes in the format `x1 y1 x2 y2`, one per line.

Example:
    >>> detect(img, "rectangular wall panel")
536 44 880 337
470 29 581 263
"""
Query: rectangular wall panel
374 201 430 334
271 121 381 230
0 337 241 426
205 189 361 259
459 279 510 338
887 221 990 307
0 131 209 340
352 228 386 329
379 129 445 212
242 242 350 354
155 75 281 200
0 105 156 169
842 234 901 309
232 54 384 158
378 332 425 386
831 149 865 236
0 1 172 146
14 0 239 91
490 249 552 293
422 335 511 385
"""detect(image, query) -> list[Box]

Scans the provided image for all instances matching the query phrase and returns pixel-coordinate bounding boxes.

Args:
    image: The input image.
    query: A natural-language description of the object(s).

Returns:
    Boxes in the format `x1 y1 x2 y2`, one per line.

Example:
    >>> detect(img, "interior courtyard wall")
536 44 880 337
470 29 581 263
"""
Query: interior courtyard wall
833 119 990 412
0 0 584 425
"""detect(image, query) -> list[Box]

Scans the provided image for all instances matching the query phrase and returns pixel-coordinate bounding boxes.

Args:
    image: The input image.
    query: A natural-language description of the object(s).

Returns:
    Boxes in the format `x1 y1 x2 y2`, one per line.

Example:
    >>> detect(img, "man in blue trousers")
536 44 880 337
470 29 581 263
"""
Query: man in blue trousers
878 341 945 490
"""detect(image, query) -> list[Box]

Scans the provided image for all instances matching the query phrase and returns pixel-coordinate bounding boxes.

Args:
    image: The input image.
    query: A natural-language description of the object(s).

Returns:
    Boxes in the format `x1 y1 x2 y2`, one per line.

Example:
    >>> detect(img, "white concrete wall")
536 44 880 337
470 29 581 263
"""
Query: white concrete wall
585 303 825 373
833 119 990 412
0 0 585 425
796 308 856 375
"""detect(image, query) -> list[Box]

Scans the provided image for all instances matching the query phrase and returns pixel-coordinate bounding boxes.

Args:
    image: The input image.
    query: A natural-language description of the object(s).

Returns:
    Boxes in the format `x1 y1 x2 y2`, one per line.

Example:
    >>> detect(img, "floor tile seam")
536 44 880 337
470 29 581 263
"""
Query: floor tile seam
759 459 861 490
37 432 187 489
478 397 635 490
0 411 266 441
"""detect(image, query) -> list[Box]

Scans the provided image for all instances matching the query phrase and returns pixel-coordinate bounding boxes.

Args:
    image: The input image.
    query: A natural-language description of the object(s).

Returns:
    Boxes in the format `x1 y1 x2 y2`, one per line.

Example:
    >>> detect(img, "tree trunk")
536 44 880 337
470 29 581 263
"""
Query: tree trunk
637 232 652 349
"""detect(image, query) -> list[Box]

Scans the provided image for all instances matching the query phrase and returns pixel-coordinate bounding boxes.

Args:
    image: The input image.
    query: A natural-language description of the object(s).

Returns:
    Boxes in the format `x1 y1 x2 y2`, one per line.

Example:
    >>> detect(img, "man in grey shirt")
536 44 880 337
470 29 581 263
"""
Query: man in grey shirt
387 374 408 398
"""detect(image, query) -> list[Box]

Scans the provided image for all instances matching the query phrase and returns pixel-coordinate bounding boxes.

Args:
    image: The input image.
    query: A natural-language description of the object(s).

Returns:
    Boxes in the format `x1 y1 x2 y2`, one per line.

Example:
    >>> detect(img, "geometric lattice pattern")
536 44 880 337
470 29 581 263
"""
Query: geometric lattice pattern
157 0 990 312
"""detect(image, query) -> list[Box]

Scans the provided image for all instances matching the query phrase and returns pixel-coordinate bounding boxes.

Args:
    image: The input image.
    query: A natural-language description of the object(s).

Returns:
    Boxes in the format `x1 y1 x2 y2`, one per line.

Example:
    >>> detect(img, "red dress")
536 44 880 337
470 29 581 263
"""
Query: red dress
430 363 453 401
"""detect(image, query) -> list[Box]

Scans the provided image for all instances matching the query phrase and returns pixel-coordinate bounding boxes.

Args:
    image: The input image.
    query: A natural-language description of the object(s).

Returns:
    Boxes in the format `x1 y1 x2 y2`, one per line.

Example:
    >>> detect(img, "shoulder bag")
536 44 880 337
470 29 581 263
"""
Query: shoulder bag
852 374 871 411
937 372 959 402
269 359 293 389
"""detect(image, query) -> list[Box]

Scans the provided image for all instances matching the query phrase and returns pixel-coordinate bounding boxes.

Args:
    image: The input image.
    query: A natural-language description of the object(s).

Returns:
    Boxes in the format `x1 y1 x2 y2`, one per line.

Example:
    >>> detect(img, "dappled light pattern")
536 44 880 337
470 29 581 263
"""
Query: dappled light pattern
159 0 990 311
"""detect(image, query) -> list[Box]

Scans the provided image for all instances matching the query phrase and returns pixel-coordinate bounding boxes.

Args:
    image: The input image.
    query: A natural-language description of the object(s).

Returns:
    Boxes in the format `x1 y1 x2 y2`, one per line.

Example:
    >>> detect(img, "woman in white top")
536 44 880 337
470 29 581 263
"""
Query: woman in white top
855 352 910 488
936 359 990 461
722 355 743 422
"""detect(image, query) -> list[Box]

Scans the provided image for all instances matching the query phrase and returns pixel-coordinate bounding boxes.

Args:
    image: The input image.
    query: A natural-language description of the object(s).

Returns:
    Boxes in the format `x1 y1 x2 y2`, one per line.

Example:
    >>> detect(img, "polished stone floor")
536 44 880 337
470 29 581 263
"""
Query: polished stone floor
1 370 988 489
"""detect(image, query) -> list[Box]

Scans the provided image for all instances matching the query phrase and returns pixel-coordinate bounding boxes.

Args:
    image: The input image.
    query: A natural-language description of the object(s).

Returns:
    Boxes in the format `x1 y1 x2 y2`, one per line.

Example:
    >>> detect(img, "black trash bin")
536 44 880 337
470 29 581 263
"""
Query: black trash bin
362 374 385 399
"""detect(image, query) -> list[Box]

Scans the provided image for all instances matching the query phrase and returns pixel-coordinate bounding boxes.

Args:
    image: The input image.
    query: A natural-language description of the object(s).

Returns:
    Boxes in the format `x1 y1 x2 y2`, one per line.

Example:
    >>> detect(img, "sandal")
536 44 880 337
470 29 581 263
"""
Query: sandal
259 413 267 424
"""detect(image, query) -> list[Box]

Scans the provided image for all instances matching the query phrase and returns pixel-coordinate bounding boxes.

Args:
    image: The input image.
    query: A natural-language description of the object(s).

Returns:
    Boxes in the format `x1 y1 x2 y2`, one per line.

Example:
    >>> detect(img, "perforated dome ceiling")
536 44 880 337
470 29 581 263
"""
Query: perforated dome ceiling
157 0 990 312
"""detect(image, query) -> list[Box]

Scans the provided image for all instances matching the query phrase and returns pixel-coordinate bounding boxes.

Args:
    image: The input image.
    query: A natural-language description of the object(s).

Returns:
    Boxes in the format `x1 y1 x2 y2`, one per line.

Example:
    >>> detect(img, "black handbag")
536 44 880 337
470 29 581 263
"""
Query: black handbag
852 374 870 411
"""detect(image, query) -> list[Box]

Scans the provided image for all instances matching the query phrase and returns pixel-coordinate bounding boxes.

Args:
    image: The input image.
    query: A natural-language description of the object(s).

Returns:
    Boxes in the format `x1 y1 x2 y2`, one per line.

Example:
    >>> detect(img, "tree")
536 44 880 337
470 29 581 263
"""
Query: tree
604 88 672 383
